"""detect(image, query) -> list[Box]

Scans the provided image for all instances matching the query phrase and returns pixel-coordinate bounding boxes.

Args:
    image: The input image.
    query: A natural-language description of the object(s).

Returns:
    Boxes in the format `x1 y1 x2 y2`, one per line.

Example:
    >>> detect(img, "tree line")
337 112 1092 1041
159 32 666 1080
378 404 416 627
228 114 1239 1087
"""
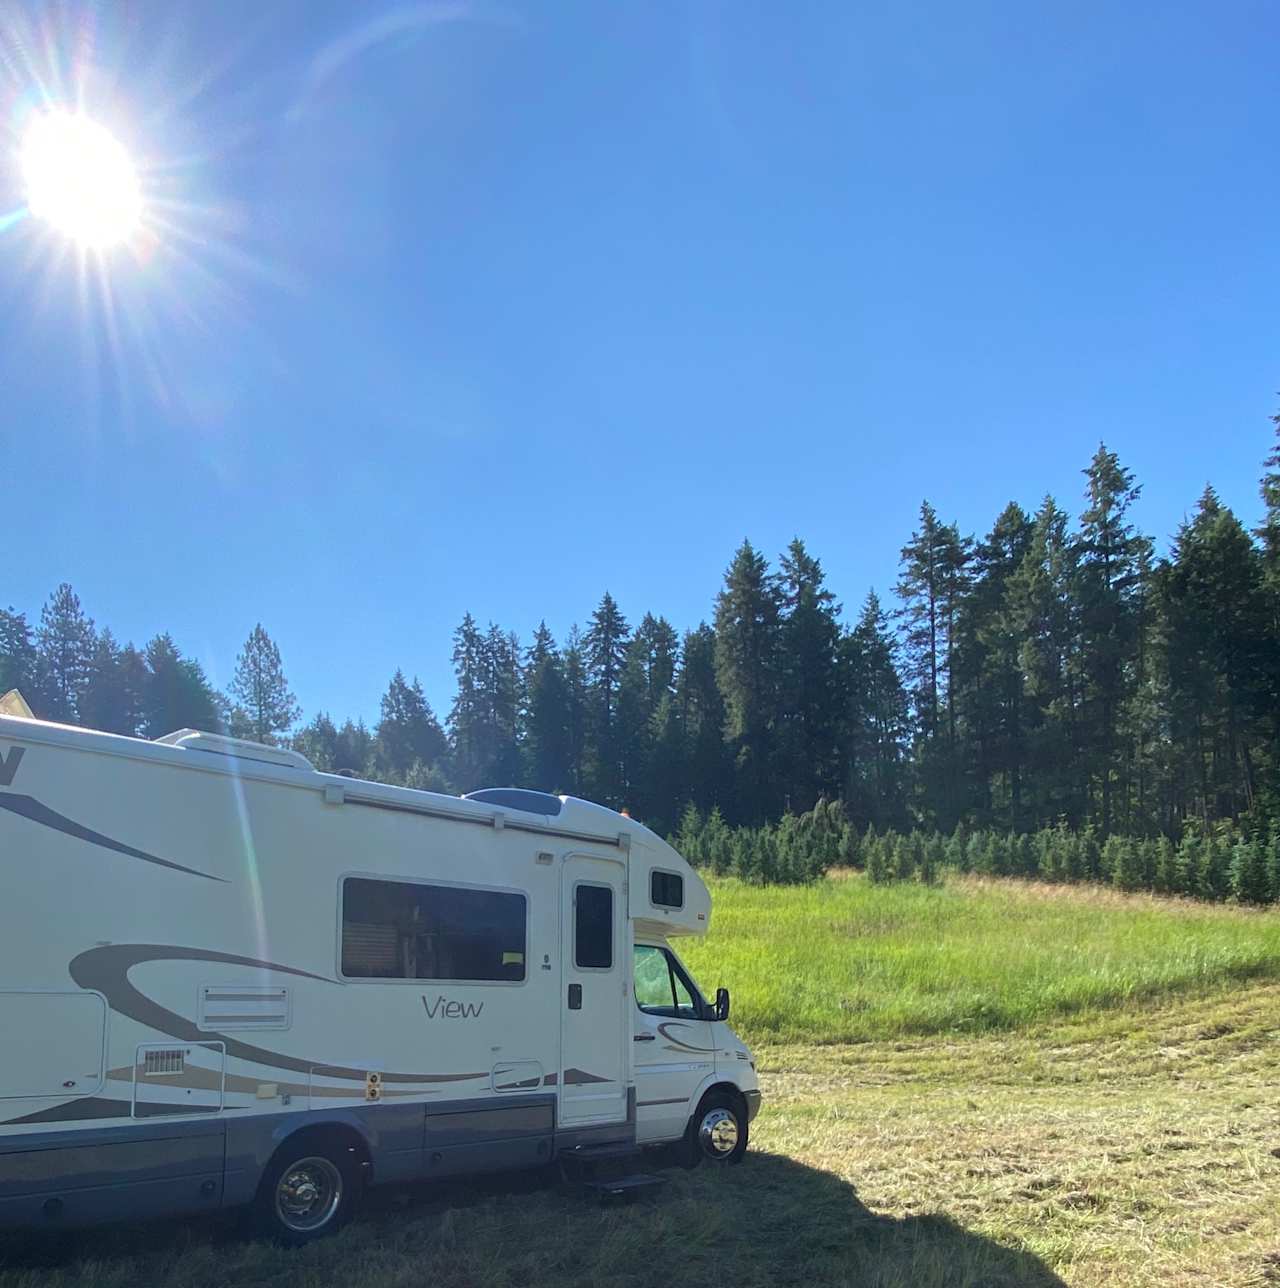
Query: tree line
675 803 1280 903
4 417 1278 850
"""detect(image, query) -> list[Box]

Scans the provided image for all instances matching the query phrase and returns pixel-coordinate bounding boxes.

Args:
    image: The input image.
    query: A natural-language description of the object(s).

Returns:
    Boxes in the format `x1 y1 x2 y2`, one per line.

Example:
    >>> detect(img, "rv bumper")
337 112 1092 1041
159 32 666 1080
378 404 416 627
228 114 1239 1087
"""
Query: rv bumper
743 1089 762 1123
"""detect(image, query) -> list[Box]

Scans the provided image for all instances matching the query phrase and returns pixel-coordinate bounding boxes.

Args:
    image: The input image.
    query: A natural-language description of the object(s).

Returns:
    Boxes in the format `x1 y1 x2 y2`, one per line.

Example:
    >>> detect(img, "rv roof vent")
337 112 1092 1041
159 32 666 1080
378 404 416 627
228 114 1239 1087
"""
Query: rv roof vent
153 730 315 771
464 788 564 816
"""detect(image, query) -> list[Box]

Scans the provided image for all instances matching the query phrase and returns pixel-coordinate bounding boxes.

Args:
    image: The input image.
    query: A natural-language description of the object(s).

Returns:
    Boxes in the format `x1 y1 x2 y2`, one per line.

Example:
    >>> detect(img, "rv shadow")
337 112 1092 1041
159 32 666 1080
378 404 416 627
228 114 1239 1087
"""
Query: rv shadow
0 1151 1066 1288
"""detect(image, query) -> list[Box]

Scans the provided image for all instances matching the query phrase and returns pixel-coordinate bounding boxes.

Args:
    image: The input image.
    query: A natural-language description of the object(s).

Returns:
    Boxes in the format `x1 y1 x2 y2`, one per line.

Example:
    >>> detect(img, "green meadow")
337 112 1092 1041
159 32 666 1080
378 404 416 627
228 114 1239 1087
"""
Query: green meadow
679 872 1280 1042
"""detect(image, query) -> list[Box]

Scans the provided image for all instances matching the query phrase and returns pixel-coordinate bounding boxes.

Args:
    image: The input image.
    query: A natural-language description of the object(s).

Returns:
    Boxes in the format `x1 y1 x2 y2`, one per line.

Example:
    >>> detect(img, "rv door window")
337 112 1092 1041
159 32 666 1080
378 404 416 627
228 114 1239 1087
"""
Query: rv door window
573 883 613 969
341 877 526 982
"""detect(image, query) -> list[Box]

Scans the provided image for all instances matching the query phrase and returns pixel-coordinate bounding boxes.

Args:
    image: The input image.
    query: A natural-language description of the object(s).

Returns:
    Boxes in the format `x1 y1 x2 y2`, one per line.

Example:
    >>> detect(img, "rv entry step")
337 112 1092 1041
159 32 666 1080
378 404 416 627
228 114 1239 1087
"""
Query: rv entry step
581 1172 666 1200
565 1140 639 1165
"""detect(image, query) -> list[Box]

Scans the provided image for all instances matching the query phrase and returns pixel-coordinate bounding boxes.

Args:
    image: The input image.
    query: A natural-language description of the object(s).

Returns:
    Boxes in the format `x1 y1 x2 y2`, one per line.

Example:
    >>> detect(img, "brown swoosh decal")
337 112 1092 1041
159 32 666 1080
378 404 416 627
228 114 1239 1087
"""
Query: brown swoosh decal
541 1068 612 1087
0 794 226 882
3 1097 134 1125
69 945 486 1086
656 1022 719 1054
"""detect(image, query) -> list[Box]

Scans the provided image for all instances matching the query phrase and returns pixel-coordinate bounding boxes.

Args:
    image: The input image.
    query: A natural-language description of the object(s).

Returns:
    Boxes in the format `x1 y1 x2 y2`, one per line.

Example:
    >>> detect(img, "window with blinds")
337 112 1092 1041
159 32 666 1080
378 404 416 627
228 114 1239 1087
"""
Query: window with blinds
340 877 526 982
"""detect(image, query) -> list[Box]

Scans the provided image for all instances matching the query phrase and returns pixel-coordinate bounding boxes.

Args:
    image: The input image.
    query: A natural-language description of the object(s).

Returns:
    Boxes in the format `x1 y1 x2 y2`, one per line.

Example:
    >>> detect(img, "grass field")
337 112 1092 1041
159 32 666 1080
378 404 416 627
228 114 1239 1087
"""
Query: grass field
3 875 1278 1288
682 872 1280 1042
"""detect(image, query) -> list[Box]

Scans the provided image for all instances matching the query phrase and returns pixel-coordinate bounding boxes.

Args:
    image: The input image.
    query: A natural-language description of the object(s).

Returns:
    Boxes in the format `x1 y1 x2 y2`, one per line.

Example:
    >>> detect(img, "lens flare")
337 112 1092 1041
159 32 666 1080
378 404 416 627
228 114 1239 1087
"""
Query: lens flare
21 110 142 248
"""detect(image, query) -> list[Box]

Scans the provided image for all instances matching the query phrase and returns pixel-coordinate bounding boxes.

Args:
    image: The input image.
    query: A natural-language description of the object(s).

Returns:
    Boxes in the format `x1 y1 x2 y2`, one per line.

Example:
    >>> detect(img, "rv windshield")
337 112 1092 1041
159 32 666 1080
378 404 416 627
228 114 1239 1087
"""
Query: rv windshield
633 944 702 1019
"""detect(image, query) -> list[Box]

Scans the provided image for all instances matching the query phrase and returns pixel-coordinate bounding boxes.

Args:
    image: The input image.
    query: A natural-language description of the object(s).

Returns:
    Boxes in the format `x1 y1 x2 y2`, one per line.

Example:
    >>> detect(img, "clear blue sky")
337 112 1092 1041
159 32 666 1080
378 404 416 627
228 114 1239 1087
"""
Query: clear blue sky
3 0 1277 725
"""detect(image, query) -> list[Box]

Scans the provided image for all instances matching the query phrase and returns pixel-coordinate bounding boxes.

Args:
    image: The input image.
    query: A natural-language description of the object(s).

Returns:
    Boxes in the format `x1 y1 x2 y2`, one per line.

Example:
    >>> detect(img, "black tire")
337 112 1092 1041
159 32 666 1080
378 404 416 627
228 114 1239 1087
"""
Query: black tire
679 1090 748 1169
253 1136 361 1245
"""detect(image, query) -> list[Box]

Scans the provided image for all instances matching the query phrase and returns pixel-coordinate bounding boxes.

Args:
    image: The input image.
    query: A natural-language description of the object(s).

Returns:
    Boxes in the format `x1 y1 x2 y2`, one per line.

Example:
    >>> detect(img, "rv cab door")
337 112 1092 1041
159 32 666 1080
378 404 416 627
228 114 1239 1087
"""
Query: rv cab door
558 854 629 1127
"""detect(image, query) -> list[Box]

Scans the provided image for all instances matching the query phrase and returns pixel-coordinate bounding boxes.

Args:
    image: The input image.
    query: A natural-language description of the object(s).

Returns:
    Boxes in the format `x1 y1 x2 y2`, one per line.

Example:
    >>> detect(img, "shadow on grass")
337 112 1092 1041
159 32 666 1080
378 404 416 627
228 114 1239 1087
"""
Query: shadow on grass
0 1151 1065 1288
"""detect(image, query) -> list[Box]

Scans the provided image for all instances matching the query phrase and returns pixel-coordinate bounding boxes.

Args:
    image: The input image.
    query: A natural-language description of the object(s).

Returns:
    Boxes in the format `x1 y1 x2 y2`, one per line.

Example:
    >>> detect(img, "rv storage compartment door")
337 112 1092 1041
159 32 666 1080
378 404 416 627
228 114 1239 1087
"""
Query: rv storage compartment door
0 992 105 1100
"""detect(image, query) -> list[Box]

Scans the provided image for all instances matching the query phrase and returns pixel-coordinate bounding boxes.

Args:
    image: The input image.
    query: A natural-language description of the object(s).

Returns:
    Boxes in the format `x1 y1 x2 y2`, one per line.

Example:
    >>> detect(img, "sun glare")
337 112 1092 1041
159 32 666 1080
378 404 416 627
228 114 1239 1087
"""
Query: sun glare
21 110 142 249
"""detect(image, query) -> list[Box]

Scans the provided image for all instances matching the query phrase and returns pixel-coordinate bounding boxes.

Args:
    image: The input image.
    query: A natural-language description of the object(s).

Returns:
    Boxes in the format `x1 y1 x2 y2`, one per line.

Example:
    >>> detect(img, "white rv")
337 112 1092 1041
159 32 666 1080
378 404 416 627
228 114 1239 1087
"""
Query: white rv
0 707 760 1241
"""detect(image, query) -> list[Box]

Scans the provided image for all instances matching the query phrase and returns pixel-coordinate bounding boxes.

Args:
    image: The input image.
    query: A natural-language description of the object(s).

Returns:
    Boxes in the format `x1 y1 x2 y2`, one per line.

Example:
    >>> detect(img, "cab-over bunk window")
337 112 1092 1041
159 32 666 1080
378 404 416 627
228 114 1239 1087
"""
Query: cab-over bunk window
650 869 684 908
341 877 526 982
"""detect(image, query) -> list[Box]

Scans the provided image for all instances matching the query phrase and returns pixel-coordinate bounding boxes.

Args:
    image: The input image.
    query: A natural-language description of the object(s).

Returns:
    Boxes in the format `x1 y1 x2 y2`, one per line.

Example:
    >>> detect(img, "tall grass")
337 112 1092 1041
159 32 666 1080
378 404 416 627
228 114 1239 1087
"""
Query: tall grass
678 874 1280 1044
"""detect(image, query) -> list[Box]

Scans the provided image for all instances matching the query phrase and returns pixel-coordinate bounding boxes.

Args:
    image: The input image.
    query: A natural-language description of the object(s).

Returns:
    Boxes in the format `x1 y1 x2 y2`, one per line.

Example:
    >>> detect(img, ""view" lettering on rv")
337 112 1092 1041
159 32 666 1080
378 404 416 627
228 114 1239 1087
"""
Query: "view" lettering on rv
421 995 484 1020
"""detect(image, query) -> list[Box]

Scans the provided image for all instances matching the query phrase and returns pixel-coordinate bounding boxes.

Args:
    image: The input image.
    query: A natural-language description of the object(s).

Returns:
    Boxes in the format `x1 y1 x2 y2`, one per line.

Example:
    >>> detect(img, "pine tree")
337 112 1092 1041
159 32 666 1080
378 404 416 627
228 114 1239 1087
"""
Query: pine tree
583 592 631 805
956 503 1034 829
921 830 944 884
142 634 221 737
1178 830 1203 899
616 614 678 820
647 693 688 837
523 624 573 793
36 583 95 723
333 718 375 775
896 505 971 827
1230 835 1271 905
704 806 733 875
967 832 992 875
1195 831 1230 901
562 626 589 795
229 624 301 744
375 670 447 780
76 632 148 736
841 592 910 829
675 803 704 866
947 826 969 873
0 608 38 701
1153 835 1181 896
715 542 782 823
1074 446 1152 834
1011 832 1034 878
1161 488 1269 823
673 626 727 817
293 711 340 770
1108 835 1145 892
777 539 843 811
1007 497 1081 828
448 614 489 790
484 625 522 787
1257 412 1280 598
1266 828 1280 905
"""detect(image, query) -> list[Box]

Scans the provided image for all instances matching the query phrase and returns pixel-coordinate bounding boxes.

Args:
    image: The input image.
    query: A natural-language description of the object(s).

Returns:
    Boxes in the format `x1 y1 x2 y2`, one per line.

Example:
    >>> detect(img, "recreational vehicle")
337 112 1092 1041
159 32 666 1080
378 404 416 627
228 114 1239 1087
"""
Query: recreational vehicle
0 704 760 1241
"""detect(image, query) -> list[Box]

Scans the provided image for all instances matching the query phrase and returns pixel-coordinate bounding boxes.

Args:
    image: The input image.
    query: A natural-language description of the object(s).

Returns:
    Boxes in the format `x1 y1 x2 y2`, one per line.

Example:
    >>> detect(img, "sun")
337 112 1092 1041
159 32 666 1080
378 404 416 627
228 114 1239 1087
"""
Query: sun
21 110 142 249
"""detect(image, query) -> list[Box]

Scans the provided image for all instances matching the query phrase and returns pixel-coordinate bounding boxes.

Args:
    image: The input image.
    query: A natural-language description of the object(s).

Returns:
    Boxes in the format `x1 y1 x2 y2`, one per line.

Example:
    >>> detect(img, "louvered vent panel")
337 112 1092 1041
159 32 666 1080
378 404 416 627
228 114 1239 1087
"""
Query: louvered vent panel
143 1048 185 1077
198 986 291 1031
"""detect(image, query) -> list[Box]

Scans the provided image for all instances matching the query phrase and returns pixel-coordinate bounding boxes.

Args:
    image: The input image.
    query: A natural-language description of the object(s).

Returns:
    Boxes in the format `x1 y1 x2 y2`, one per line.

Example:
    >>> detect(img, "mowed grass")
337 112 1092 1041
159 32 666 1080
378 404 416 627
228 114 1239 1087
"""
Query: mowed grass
4 985 1278 1288
679 872 1280 1043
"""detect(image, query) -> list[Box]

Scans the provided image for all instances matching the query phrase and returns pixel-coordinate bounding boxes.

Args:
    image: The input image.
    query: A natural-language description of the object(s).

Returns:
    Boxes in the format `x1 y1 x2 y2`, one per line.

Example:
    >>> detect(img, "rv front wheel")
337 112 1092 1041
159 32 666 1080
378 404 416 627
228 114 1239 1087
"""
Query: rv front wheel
255 1139 359 1244
679 1090 748 1168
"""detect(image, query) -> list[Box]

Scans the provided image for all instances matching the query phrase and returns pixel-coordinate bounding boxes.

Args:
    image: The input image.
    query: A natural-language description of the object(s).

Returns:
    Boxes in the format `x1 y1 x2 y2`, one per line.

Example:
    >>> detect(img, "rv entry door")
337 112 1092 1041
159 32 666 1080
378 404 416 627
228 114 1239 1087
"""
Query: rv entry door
559 854 629 1127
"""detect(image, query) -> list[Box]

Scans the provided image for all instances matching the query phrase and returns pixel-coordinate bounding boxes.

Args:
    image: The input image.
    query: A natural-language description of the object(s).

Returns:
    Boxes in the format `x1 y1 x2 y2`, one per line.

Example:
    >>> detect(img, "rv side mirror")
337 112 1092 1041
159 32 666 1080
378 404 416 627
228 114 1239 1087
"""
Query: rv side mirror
714 987 730 1022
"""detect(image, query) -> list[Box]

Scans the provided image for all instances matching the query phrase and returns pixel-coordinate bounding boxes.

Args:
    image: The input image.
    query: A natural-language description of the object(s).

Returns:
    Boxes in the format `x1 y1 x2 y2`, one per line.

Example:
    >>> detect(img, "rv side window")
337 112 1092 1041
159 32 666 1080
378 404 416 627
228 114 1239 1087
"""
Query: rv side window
341 878 526 982
574 883 613 969
650 869 684 908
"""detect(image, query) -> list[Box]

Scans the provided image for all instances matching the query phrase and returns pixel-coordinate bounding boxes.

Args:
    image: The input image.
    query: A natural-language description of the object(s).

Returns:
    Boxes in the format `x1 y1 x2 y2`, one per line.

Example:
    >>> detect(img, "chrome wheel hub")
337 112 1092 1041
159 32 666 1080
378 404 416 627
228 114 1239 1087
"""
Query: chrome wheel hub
699 1107 739 1157
275 1157 342 1232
